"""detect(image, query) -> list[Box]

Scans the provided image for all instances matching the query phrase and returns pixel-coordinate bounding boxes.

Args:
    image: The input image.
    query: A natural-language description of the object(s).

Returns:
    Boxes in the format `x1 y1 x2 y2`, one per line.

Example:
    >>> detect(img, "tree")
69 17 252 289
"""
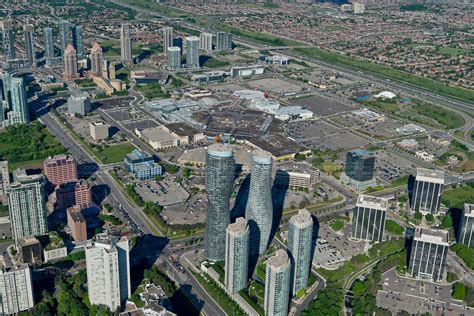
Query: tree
414 211 423 220
453 283 466 300
425 213 434 222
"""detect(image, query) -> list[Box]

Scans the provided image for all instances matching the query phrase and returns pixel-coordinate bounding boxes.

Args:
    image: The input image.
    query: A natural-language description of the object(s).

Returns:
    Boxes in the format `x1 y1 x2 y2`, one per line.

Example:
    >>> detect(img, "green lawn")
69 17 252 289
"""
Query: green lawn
330 218 345 232
442 182 474 209
202 57 230 69
94 143 135 164
385 220 405 235
101 39 143 57
437 47 471 57
413 102 465 129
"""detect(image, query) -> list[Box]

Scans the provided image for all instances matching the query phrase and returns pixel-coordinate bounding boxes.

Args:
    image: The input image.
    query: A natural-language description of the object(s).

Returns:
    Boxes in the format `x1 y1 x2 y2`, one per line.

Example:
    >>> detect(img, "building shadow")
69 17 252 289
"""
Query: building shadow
450 207 463 242
231 174 250 219
269 180 288 248
407 174 416 206
310 215 320 265
174 284 203 316
91 184 110 205
404 227 415 266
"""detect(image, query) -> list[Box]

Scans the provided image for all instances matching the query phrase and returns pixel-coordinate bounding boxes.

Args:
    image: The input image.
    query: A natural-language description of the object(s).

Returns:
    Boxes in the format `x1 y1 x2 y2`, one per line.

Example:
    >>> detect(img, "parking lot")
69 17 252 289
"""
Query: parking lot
246 78 302 94
374 150 419 185
301 130 370 151
291 94 352 117
288 119 340 141
161 193 207 225
135 178 190 206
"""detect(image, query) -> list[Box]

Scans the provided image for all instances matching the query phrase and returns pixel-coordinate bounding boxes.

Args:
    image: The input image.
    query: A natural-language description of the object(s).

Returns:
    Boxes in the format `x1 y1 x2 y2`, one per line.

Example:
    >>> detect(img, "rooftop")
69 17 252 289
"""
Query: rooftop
227 217 249 235
289 209 313 228
357 194 389 210
267 249 290 272
465 204 474 216
416 168 445 182
414 228 449 245
17 236 40 247
208 144 233 157
166 122 201 137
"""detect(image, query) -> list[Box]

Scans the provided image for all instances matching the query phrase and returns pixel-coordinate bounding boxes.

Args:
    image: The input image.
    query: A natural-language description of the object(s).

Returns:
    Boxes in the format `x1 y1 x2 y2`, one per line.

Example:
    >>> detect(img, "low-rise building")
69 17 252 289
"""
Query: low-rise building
93 77 125 96
230 65 264 77
130 70 169 85
136 126 180 150
191 71 226 84
353 108 385 122
415 151 435 162
90 121 110 140
265 55 289 65
273 162 320 189
165 123 204 145
39 232 68 263
396 139 418 150
124 149 162 180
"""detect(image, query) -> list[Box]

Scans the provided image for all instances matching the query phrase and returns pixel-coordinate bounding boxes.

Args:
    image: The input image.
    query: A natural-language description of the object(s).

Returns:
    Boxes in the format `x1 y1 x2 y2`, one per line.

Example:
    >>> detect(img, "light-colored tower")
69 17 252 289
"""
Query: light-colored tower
216 32 232 52
120 22 132 64
264 249 291 316
167 46 181 70
10 76 30 124
352 194 388 242
86 233 131 311
288 209 313 296
6 170 48 242
411 168 445 215
43 27 55 60
0 161 10 197
459 204 474 248
199 32 213 52
1 20 15 60
185 36 200 69
162 27 173 55
0 264 34 315
246 149 273 256
204 144 235 261
23 25 36 66
64 44 78 81
59 20 71 56
90 42 103 77
408 228 448 282
225 217 249 293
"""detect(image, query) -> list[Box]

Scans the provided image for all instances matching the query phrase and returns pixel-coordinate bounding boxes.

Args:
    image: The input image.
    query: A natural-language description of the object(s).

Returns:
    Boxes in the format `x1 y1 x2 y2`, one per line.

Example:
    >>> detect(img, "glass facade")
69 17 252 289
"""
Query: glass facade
345 149 375 182
352 206 386 242
459 204 474 248
408 238 447 281
246 151 273 256
204 145 235 261
43 27 55 59
225 218 249 293
411 179 443 214
72 25 83 56
265 250 290 316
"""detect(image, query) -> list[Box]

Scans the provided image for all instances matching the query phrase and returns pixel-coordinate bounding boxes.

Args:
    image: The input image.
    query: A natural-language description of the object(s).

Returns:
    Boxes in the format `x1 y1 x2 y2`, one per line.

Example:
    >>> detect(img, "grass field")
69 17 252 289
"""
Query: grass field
101 39 143 57
441 183 474 210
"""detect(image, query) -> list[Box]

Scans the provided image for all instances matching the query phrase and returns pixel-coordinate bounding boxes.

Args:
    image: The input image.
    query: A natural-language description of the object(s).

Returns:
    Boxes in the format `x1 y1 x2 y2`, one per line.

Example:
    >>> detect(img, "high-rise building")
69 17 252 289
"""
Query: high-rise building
185 36 200 69
120 22 132 64
54 179 92 210
245 150 273 256
63 44 79 81
341 149 376 190
204 144 235 261
0 264 34 314
43 27 55 60
352 194 388 242
167 46 181 70
86 233 131 311
9 76 30 125
23 25 36 66
162 27 173 55
7 170 48 241
59 20 71 55
0 161 9 197
288 209 313 296
72 25 83 57
411 168 445 215
408 228 448 282
199 32 213 51
90 42 103 77
2 71 13 109
225 217 249 293
67 205 87 242
43 154 78 187
1 20 16 60
459 203 474 248
264 249 291 316
216 32 232 52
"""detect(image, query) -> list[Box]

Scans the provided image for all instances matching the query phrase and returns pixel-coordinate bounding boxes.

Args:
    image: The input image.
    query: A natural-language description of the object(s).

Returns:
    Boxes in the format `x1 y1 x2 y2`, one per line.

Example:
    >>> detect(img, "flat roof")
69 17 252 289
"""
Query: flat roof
414 228 449 244
227 217 248 236
166 122 201 137
357 194 389 210
141 127 179 143
416 168 445 183
464 204 474 216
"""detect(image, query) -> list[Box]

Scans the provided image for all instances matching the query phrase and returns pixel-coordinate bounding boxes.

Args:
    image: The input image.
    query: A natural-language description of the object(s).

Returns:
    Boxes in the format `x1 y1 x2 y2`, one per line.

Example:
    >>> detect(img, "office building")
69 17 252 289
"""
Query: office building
408 228 448 282
7 171 48 241
288 209 313 296
264 249 291 316
67 205 87 242
23 25 36 66
44 155 78 187
54 179 92 210
0 161 9 197
199 32 213 51
67 93 91 116
341 149 376 191
120 22 133 64
8 76 30 125
459 204 474 248
162 27 173 55
245 150 273 256
167 46 181 70
59 20 71 55
86 233 131 310
90 42 103 77
185 36 200 69
89 121 110 140
1 20 15 60
64 44 79 81
0 264 34 314
204 144 235 261
72 25 83 57
216 32 232 52
352 194 388 242
124 149 162 180
225 217 249 293
44 27 55 60
17 236 42 265
411 168 445 215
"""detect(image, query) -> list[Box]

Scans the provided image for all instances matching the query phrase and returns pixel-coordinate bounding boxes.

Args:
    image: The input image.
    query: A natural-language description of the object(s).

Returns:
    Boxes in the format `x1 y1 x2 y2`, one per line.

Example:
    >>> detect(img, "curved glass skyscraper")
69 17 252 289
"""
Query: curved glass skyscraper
246 150 273 256
204 144 235 261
